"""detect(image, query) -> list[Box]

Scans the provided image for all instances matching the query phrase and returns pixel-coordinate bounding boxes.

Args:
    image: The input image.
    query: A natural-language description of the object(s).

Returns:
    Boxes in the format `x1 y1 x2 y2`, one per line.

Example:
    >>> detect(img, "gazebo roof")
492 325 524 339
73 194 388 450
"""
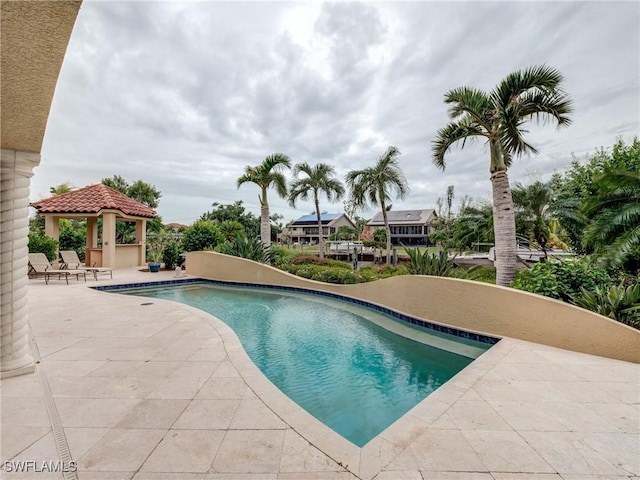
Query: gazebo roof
30 184 157 218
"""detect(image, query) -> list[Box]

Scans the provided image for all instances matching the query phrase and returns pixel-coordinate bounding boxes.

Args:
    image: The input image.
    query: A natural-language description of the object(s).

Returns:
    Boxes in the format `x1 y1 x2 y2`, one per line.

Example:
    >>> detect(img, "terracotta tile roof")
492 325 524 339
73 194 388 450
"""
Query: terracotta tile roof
30 184 157 218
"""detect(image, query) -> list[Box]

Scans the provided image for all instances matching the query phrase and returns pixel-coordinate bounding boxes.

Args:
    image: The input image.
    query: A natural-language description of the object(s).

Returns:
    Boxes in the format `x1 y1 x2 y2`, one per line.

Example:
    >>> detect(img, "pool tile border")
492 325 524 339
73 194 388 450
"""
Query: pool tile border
94 278 500 346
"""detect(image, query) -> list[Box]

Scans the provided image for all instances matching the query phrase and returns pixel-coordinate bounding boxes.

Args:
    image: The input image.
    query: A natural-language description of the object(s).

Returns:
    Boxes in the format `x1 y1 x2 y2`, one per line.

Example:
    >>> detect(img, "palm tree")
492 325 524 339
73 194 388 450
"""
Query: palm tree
432 65 572 285
49 182 73 196
453 203 494 251
346 146 409 264
288 163 345 259
237 153 291 246
512 181 554 256
583 169 640 271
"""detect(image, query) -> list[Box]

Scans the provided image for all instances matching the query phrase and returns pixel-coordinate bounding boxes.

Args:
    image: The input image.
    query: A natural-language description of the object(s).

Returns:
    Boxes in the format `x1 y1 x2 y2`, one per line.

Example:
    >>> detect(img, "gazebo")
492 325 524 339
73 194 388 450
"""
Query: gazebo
30 184 156 269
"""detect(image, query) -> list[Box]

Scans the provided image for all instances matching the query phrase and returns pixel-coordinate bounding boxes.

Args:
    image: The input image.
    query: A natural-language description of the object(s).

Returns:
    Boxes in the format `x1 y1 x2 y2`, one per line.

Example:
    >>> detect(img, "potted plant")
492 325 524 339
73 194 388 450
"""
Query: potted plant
147 249 162 272
146 232 166 273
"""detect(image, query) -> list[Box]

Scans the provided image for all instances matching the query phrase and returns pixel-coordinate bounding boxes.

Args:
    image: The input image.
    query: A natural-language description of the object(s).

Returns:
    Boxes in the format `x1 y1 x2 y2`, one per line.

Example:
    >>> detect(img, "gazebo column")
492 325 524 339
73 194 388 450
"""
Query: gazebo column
86 217 98 266
44 215 60 263
135 219 147 266
102 212 117 269
0 148 38 378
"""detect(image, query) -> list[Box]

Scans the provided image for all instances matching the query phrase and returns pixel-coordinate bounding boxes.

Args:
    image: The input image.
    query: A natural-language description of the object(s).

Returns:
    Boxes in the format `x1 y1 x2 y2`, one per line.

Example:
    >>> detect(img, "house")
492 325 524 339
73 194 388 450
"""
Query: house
364 209 437 246
284 213 355 245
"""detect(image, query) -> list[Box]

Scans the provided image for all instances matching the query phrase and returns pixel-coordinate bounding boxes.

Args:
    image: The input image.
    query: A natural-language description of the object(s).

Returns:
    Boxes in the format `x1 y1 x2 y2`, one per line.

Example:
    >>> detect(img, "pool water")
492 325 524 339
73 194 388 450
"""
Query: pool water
122 283 490 447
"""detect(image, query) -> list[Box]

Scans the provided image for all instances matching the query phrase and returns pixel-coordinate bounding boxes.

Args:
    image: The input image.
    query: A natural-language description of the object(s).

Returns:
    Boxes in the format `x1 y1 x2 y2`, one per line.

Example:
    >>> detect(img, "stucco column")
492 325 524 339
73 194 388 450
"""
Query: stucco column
87 217 98 248
101 212 116 269
135 219 147 265
44 215 60 263
0 148 39 378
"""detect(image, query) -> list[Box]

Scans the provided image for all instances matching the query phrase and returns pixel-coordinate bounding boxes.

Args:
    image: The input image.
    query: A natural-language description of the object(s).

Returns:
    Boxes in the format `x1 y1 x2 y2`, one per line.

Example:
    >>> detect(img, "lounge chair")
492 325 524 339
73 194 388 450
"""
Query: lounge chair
59 250 113 280
28 253 87 285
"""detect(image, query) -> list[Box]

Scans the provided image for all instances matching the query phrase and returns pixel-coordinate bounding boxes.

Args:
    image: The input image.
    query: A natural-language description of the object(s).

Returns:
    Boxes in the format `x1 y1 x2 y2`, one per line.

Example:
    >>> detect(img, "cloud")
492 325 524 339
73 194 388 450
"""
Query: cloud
35 0 639 224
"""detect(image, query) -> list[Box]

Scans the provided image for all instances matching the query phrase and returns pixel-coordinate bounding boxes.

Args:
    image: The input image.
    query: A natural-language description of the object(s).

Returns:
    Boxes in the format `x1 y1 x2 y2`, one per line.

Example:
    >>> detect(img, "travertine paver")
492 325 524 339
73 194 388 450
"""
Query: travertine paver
0 268 638 480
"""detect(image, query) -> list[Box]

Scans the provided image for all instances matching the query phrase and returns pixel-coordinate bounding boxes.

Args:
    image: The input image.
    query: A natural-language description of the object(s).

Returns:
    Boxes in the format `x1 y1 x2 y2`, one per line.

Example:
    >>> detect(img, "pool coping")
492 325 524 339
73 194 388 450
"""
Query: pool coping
95 277 508 478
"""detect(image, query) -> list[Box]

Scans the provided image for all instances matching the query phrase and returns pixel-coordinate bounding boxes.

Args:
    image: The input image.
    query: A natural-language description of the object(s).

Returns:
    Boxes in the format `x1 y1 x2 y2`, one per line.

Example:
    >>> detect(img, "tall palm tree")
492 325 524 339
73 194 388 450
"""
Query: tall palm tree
237 153 291 246
346 146 409 264
583 169 640 271
288 163 345 259
432 65 572 285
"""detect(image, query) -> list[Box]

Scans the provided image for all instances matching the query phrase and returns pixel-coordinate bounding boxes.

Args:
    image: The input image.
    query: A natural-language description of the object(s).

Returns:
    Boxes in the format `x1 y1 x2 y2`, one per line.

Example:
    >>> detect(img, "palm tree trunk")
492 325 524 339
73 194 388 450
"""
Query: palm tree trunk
491 170 516 286
315 194 324 259
260 204 271 246
381 201 392 264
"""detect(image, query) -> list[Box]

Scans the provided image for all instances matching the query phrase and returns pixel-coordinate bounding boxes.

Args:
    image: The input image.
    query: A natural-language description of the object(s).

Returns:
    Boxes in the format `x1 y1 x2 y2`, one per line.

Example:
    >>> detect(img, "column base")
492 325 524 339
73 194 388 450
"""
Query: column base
1 362 36 379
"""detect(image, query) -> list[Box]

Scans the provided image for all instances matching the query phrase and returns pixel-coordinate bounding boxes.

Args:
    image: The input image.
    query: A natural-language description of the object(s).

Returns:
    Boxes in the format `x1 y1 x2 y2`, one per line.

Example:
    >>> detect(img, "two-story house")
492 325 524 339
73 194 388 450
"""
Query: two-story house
284 213 356 245
364 209 437 246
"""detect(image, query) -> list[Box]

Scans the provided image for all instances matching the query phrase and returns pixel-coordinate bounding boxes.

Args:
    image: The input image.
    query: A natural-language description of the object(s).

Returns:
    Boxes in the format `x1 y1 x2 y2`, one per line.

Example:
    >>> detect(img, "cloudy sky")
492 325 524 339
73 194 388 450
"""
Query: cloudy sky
34 1 639 224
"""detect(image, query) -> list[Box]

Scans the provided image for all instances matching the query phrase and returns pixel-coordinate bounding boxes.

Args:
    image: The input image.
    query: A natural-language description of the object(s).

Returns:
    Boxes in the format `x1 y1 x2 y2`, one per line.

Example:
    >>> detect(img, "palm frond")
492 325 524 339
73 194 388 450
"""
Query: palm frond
444 87 493 128
432 118 487 170
492 65 565 109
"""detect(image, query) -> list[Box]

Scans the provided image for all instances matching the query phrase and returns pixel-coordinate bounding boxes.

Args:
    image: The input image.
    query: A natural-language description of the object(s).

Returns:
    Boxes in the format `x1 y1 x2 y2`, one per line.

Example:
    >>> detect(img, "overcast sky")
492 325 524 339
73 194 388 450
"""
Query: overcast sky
34 1 639 224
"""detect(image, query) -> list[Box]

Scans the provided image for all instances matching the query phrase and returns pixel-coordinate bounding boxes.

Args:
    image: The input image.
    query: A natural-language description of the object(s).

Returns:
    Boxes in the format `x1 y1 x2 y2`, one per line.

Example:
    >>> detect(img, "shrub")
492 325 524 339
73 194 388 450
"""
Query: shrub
373 229 387 243
404 248 457 277
28 233 58 261
289 255 351 269
162 240 182 269
182 220 223 252
217 237 273 264
362 240 386 248
571 283 640 328
511 257 611 301
59 226 86 261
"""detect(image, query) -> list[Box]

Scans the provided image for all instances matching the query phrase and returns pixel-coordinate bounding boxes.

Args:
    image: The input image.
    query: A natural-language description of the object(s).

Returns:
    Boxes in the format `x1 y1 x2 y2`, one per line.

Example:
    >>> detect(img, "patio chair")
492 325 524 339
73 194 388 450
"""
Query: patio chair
28 253 87 285
59 250 113 280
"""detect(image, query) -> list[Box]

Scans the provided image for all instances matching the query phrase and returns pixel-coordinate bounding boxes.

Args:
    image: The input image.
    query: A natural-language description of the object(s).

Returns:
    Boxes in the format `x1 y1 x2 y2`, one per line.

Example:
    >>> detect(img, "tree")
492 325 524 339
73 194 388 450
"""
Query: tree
101 175 161 208
182 220 224 252
432 65 572 286
346 146 409 263
583 169 640 272
512 181 555 256
200 201 261 238
50 182 73 196
237 153 291 246
219 220 246 242
288 163 345 259
551 137 640 253
452 202 494 251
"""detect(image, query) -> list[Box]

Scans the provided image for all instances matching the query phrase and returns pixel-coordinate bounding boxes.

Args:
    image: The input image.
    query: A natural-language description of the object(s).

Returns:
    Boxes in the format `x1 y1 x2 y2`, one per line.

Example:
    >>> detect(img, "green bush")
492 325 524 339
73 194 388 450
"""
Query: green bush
182 220 223 252
28 233 58 261
59 226 86 261
404 248 457 277
217 237 273 264
289 255 352 269
362 240 386 248
511 257 611 301
570 283 640 328
162 240 182 269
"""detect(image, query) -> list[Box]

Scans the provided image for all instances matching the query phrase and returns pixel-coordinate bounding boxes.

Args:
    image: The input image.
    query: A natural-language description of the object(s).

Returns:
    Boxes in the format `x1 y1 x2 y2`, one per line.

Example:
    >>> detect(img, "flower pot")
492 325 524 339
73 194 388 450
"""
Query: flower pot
148 262 161 273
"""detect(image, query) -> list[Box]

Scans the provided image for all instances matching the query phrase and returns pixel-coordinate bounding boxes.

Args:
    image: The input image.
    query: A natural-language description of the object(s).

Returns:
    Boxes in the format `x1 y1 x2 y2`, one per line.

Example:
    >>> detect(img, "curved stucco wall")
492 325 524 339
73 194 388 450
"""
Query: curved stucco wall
186 251 640 364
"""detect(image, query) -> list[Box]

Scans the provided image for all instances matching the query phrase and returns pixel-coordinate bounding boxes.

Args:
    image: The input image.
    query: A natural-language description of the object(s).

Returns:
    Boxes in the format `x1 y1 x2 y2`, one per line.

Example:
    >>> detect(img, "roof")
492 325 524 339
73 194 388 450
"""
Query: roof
367 209 436 226
290 213 345 225
30 184 157 219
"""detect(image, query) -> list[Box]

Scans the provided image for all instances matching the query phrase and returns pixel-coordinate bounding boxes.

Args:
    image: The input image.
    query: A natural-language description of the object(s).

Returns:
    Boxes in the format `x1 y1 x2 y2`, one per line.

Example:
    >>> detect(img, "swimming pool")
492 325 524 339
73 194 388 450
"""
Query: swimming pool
115 281 494 447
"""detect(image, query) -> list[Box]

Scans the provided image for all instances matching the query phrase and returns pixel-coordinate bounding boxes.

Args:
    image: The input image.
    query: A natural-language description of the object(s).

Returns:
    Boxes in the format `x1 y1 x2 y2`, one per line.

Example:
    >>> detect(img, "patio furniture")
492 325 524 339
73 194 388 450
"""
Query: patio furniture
28 253 87 285
59 250 113 280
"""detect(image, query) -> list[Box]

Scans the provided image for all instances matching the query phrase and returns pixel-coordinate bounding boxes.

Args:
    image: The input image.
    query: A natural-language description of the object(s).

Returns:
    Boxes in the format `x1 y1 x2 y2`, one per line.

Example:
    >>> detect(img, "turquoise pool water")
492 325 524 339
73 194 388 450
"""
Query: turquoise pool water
121 283 490 446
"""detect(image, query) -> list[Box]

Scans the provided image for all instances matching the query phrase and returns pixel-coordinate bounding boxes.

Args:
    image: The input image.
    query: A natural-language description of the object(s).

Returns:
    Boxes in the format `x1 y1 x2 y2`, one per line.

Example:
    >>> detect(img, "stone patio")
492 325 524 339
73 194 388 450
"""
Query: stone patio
1 268 638 479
